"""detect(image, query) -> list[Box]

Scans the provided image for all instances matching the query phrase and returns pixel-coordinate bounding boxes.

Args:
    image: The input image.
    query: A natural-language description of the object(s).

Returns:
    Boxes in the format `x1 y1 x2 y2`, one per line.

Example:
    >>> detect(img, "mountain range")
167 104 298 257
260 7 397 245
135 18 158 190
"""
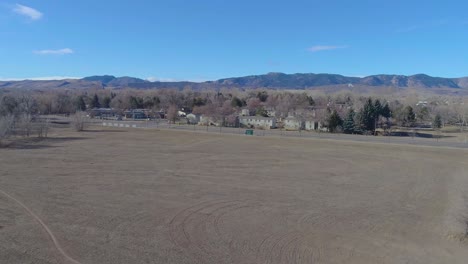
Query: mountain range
1 73 468 93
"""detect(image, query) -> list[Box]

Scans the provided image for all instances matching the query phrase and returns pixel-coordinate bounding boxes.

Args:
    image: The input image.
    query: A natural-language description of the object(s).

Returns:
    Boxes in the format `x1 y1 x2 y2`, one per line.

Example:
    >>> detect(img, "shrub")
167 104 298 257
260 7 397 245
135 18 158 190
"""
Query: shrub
72 111 88 131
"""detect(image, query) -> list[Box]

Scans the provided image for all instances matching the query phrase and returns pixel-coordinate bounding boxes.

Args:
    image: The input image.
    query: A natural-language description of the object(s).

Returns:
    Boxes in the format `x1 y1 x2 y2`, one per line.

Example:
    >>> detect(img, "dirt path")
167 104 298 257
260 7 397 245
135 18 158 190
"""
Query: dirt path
0 190 83 264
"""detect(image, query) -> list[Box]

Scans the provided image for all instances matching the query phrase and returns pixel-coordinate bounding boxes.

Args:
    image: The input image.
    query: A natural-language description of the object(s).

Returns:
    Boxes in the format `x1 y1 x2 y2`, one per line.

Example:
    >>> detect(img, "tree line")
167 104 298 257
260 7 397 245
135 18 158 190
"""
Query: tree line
1 87 467 143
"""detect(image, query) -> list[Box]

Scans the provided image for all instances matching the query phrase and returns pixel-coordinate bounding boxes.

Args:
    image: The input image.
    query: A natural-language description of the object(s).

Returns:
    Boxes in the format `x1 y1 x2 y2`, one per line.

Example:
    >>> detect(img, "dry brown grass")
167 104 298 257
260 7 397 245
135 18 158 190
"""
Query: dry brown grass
1 126 468 264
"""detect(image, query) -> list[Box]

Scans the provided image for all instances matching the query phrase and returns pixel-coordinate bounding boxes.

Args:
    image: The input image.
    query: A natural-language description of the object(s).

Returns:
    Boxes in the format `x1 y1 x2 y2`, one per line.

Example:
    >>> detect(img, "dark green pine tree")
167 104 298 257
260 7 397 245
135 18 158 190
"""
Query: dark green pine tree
373 99 383 129
102 97 111 108
90 94 100 109
343 109 356 134
327 110 343 133
381 103 391 119
75 96 87 111
231 97 243 108
404 106 416 127
374 99 382 118
360 98 375 132
433 114 442 129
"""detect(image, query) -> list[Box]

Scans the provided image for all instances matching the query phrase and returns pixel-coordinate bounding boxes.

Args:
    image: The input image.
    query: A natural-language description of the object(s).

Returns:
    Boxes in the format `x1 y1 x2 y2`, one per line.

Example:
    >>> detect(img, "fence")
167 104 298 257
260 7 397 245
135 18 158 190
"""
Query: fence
102 122 137 128
99 120 468 149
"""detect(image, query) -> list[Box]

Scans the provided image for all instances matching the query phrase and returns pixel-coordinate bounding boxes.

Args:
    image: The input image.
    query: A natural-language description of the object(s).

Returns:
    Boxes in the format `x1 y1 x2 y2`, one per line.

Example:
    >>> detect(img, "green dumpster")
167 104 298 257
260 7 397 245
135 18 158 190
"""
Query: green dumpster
245 129 254 135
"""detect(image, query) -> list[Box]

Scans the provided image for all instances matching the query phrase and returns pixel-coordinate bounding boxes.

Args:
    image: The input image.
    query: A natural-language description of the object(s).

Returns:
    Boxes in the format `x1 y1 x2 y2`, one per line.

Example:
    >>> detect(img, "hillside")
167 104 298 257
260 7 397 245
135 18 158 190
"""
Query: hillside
1 73 468 92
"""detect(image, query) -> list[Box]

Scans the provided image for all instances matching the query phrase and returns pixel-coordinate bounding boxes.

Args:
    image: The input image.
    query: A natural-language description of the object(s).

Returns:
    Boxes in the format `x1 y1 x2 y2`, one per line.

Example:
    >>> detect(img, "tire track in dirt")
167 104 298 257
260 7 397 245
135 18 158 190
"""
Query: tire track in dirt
168 200 258 263
0 189 82 264
255 230 318 264
444 164 468 243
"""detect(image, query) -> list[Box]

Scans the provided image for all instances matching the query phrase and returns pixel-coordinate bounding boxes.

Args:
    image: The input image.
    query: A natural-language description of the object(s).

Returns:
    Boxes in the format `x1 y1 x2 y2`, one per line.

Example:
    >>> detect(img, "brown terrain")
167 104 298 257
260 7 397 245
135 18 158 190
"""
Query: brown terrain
1 127 468 263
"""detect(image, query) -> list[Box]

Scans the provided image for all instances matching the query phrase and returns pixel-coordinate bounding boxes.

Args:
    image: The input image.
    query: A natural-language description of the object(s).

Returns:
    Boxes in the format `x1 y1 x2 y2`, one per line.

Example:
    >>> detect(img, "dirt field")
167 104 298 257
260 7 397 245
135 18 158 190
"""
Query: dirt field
1 127 468 264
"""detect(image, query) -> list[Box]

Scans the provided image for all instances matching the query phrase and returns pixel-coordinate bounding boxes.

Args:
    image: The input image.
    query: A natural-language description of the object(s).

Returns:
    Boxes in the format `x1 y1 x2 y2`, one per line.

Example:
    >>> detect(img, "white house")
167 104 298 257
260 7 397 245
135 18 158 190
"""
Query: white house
284 117 304 130
186 113 201 124
416 101 428 107
305 120 322 131
284 117 322 131
199 115 219 126
239 116 276 129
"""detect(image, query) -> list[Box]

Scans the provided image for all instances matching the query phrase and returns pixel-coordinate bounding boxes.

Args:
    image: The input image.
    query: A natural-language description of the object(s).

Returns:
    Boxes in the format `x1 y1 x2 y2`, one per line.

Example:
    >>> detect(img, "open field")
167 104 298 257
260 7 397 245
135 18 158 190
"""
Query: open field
1 127 468 263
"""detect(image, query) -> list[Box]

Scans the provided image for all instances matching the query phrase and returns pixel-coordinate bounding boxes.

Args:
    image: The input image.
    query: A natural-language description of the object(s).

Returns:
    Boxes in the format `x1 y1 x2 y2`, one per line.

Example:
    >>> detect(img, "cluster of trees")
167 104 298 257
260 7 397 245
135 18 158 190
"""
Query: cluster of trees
334 98 391 134
0 92 50 145
1 87 468 139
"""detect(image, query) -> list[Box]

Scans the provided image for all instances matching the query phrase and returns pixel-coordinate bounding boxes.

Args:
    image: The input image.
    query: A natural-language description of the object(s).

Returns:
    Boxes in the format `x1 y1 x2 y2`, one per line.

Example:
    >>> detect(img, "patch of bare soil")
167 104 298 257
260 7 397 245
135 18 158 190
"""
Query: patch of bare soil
1 127 468 264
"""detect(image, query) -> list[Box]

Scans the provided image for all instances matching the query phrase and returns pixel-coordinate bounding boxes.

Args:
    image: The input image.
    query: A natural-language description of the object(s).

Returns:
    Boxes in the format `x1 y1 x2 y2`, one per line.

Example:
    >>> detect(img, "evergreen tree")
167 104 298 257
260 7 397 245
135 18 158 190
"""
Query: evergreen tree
343 109 356 134
90 94 100 108
374 99 383 118
433 114 442 129
327 110 343 133
193 97 206 107
256 91 269 102
102 97 111 108
403 106 416 127
360 98 375 132
75 96 86 111
381 103 391 119
373 99 383 129
231 97 243 108
129 96 144 109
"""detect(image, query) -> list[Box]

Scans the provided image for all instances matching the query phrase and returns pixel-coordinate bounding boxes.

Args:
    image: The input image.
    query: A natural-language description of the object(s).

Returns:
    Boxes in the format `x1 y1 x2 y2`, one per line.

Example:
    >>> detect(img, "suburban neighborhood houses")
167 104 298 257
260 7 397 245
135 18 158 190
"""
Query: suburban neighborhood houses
2 88 467 139
55 87 462 135
87 106 324 131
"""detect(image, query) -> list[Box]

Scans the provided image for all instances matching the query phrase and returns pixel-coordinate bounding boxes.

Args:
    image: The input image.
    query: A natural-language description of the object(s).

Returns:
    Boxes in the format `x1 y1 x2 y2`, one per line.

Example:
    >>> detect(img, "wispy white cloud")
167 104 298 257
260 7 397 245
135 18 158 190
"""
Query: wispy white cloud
307 45 348 52
13 4 43 20
34 48 74 55
0 76 81 81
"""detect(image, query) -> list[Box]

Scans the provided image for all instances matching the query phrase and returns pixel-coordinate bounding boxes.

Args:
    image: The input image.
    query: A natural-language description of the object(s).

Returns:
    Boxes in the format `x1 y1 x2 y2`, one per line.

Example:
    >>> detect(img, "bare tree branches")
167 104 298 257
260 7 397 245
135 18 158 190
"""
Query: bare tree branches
0 114 14 146
72 112 88 131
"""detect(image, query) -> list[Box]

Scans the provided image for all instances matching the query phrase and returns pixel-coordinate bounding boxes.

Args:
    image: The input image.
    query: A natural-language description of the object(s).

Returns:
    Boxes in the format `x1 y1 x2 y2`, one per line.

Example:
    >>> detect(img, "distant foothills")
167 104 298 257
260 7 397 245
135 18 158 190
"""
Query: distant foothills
1 72 468 92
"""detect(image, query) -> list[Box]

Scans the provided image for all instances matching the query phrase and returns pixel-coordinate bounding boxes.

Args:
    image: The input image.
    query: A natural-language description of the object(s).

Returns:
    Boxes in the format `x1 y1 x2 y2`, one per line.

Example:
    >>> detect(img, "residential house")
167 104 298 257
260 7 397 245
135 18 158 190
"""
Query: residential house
199 115 219 126
416 101 428 107
284 117 304 130
186 113 201 124
284 116 322 131
124 109 148 120
305 120 322 131
239 116 276 129
89 108 119 119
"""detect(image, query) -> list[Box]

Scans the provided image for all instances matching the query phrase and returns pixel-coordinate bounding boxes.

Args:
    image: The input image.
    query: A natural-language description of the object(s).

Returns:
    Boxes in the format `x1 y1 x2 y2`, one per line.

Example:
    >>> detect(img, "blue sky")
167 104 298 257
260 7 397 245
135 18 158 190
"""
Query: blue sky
1 0 468 81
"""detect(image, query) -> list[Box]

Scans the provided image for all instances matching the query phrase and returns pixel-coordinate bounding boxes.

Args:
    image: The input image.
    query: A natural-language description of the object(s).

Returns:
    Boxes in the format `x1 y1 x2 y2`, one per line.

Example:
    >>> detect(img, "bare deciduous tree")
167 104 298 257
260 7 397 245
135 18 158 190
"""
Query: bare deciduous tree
0 114 14 146
37 117 50 138
16 113 33 137
72 111 88 131
166 104 179 124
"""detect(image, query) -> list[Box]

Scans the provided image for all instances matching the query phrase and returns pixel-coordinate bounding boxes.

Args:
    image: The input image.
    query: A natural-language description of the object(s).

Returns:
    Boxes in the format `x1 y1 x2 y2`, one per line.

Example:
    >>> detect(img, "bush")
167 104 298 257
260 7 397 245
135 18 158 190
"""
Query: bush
72 111 88 131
